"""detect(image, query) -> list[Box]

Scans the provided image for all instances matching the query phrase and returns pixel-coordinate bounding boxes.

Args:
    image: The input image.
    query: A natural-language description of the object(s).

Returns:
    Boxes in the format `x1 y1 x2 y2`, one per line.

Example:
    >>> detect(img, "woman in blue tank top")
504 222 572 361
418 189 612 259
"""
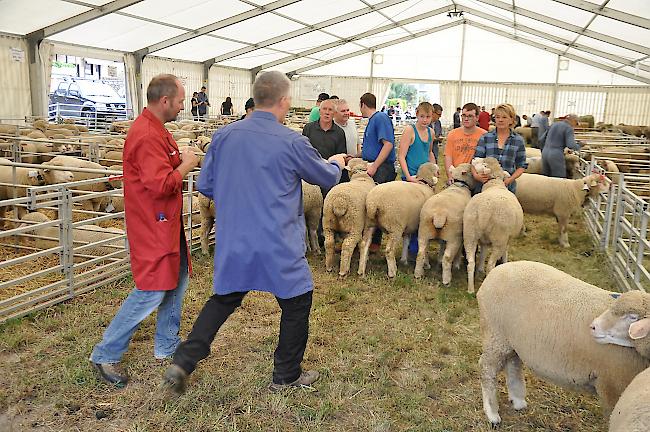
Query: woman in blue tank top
398 102 437 181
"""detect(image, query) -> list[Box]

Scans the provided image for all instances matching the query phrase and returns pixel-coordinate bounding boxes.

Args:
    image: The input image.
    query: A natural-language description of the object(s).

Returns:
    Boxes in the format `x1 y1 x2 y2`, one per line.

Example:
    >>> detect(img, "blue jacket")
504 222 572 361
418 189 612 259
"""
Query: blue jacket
197 110 341 298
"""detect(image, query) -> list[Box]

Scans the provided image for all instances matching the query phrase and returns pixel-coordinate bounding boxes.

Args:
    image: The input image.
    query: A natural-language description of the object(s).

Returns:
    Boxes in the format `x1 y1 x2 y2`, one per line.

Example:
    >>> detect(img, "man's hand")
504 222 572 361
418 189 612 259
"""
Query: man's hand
473 172 490 183
178 147 199 176
366 162 377 177
504 176 513 186
328 153 347 170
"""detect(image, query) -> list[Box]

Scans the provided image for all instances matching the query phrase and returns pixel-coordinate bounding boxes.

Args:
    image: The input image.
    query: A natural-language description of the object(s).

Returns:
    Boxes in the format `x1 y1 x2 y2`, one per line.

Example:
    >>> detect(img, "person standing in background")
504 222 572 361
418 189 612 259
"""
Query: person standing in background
197 86 210 121
478 106 490 131
429 103 443 163
444 103 487 185
453 107 461 129
541 114 581 178
190 92 199 121
221 97 233 116
90 74 199 387
309 92 330 122
333 99 360 157
239 97 255 120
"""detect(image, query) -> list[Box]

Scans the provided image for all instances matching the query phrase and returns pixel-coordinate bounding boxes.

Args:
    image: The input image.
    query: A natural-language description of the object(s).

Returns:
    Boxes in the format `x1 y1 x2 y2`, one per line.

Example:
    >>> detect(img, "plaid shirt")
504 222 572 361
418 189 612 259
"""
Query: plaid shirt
474 130 528 192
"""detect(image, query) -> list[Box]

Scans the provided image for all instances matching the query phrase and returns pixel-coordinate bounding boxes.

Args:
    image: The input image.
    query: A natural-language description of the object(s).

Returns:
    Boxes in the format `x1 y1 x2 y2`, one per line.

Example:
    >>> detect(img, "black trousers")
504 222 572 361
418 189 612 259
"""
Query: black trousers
172 290 313 385
369 160 396 245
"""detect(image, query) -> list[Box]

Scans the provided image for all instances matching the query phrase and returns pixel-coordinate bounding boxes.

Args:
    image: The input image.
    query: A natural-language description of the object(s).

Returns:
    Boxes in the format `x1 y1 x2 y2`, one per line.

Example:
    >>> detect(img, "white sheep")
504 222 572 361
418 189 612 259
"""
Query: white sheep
0 158 74 227
514 172 606 248
43 155 111 212
322 158 375 276
18 211 126 259
199 193 215 255
302 180 323 254
414 163 476 284
463 157 523 293
358 162 439 278
609 367 650 432
478 261 650 427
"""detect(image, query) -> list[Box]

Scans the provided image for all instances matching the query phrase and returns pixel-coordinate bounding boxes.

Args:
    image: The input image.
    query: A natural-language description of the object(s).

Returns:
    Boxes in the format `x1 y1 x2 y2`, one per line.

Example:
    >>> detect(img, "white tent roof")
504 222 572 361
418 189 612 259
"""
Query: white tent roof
1 0 649 85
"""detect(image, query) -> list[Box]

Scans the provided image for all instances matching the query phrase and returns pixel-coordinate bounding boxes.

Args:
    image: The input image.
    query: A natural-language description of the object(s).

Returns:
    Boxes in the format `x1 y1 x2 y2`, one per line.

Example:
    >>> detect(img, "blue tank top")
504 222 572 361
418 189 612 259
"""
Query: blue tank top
405 124 432 177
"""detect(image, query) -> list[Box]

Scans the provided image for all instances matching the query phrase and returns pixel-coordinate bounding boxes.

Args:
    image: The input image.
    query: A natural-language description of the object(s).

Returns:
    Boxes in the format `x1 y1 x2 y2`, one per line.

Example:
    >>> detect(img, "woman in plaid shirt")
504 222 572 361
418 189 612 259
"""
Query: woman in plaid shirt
472 103 528 193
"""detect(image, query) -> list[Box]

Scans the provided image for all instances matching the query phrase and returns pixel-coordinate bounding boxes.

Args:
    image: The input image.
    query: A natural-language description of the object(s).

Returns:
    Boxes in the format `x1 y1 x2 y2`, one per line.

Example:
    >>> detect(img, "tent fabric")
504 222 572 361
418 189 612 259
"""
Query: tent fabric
0 0 648 86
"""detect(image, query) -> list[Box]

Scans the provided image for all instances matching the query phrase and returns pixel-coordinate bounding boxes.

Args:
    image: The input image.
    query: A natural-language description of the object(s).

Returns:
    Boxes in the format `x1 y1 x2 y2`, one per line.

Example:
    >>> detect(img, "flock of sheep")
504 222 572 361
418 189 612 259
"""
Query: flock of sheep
1 115 649 430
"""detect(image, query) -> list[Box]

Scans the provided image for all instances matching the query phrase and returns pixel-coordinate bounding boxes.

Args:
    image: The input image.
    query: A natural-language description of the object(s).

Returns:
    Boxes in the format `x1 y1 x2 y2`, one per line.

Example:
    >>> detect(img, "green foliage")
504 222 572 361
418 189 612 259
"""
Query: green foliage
387 82 418 105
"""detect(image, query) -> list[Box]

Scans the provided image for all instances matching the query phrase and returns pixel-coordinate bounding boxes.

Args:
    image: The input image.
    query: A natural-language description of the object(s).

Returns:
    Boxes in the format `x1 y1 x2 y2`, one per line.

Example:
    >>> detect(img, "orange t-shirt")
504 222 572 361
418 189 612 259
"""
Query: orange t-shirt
445 127 488 166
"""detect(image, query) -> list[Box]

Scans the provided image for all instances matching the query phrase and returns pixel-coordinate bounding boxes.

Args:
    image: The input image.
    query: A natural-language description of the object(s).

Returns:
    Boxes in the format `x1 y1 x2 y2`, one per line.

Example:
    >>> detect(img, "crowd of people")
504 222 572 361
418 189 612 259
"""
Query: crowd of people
90 71 581 396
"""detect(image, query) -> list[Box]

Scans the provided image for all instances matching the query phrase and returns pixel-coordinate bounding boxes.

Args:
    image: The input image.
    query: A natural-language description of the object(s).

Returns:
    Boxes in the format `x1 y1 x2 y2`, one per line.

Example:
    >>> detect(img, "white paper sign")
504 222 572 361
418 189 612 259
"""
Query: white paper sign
10 47 25 63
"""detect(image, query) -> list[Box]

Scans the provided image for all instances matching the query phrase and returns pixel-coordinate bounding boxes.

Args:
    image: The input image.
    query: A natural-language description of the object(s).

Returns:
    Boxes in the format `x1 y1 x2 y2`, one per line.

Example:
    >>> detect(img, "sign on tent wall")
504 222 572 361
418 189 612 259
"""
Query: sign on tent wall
0 35 31 121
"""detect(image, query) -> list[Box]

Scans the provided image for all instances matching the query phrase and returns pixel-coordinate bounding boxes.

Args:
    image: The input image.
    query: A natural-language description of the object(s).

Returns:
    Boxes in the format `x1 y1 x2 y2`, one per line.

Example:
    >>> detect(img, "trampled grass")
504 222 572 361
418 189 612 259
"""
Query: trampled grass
0 208 616 431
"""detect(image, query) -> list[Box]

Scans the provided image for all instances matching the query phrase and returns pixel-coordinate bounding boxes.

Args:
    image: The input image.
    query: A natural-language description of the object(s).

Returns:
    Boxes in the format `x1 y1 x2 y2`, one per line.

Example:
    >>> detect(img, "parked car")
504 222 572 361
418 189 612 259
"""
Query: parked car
49 80 127 120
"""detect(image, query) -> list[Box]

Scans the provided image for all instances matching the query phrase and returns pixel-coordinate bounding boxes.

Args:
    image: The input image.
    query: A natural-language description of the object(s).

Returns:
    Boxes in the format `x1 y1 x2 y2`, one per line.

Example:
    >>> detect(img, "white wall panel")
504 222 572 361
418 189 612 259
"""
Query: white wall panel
207 66 252 116
603 88 650 125
141 57 203 116
288 75 390 110
0 35 31 121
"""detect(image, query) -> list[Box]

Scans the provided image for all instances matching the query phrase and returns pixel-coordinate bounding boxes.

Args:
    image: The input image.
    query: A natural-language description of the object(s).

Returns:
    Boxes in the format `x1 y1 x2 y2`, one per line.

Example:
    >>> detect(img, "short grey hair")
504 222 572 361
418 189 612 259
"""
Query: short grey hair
147 74 180 103
253 71 290 108
565 113 580 123
334 98 349 112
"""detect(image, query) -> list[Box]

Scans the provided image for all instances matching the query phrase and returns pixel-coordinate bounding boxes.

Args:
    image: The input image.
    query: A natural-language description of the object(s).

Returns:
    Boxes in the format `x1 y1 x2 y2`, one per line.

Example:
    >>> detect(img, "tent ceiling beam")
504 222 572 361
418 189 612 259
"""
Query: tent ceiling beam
466 20 650 85
252 5 455 72
28 0 144 41
209 0 410 65
560 0 607 57
290 20 463 75
463 6 650 73
473 0 650 56
357 0 415 37
614 55 650 72
551 0 650 29
135 0 299 58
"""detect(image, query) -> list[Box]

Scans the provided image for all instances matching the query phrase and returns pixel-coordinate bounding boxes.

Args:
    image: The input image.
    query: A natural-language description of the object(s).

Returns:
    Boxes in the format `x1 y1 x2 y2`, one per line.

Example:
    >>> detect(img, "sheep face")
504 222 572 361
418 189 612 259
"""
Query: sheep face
581 173 607 201
472 158 490 176
449 163 475 186
415 162 439 187
591 291 650 353
26 170 46 186
40 168 74 184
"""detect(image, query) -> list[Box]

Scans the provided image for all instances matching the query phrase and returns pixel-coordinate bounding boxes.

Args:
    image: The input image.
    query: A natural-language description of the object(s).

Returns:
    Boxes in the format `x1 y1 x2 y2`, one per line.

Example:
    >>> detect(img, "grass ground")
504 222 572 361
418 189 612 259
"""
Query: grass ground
0 206 617 431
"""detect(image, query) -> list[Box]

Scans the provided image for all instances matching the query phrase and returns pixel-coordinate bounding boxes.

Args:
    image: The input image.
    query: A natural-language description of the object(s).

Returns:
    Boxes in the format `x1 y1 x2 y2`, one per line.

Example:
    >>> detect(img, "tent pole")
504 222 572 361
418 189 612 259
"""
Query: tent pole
552 54 561 117
457 22 467 111
369 50 375 93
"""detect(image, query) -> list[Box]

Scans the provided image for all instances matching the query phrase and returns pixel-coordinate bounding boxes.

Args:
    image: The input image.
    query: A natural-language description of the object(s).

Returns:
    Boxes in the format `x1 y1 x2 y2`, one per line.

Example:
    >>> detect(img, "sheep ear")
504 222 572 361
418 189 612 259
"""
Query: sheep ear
449 165 455 171
610 293 621 299
43 168 50 173
629 318 650 340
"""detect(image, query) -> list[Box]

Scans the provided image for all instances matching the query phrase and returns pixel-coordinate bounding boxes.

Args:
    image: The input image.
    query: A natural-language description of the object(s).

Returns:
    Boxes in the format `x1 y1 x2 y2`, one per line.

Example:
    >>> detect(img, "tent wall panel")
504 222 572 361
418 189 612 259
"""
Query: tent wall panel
603 88 650 125
207 66 252 117
0 35 31 122
288 75 392 111
141 56 203 117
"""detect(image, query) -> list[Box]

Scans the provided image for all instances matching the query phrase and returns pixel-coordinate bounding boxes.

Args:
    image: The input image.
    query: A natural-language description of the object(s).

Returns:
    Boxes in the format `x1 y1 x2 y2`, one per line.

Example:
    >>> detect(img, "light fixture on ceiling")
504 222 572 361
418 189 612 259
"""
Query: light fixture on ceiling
559 58 570 71
447 6 464 18
373 53 384 64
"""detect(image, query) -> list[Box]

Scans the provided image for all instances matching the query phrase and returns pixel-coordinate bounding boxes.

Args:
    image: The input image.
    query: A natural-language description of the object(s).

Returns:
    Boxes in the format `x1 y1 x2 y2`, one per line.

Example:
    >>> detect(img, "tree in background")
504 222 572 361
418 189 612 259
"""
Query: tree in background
387 83 418 106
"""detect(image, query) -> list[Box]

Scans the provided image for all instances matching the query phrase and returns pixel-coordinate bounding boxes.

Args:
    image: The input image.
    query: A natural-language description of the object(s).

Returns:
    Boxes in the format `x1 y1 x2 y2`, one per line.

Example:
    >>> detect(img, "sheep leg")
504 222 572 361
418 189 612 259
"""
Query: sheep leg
505 355 527 410
414 234 431 279
479 334 511 426
485 244 506 276
595 377 623 417
557 215 570 248
357 226 375 276
385 231 402 278
324 228 336 272
339 231 361 277
452 246 462 270
200 216 214 255
442 239 462 286
465 239 478 294
308 223 320 255
399 235 409 265
477 244 488 274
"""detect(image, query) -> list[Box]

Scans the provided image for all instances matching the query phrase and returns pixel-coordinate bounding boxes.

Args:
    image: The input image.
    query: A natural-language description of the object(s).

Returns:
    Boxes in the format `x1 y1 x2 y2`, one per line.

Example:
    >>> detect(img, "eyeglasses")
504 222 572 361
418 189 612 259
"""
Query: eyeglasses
433 111 442 116
461 114 476 119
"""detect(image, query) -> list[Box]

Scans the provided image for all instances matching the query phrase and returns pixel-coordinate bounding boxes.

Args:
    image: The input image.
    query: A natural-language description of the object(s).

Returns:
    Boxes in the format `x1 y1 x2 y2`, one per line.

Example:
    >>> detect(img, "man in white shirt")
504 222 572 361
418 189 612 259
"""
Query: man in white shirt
333 99 360 156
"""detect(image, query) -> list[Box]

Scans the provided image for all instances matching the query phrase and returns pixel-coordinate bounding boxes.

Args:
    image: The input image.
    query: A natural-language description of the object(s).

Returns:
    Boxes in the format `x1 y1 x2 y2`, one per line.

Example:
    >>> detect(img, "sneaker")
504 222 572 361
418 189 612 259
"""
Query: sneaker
163 364 188 395
268 370 319 392
92 362 128 387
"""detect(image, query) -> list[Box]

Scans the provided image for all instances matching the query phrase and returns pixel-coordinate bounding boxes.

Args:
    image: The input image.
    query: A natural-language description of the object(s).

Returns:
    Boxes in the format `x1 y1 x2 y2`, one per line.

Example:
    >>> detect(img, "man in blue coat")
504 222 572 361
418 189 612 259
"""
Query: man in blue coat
163 71 346 394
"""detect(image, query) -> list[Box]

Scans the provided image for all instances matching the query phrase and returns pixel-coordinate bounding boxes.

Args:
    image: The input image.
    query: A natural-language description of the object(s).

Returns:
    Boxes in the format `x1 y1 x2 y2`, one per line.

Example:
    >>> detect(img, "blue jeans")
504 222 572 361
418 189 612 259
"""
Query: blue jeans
91 245 189 363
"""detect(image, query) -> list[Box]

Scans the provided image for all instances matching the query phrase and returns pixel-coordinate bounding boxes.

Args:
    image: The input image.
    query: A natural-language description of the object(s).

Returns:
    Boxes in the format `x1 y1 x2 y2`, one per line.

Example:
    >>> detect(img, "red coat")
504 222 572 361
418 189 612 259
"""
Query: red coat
122 108 191 291
478 111 490 131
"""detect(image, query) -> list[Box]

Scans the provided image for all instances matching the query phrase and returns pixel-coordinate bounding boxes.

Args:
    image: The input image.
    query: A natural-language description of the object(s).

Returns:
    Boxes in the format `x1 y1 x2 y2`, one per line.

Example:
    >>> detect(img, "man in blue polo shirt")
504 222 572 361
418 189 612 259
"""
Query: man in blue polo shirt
360 92 396 251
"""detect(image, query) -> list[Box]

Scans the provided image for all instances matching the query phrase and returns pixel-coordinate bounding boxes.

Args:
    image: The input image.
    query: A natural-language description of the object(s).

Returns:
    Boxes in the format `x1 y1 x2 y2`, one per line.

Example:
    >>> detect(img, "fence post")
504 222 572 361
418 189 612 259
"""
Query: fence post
59 185 75 298
634 209 648 286
187 172 194 252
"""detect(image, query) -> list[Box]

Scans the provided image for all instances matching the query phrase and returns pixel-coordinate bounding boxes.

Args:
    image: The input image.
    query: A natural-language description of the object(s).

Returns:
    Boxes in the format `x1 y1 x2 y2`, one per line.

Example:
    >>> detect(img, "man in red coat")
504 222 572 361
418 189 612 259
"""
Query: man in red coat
478 106 491 131
90 74 199 387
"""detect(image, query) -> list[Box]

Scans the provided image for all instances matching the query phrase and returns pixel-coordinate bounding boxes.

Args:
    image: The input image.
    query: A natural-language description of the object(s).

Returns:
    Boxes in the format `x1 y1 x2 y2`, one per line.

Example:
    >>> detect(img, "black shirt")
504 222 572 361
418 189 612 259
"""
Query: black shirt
302 120 347 160
221 101 233 115
191 97 198 114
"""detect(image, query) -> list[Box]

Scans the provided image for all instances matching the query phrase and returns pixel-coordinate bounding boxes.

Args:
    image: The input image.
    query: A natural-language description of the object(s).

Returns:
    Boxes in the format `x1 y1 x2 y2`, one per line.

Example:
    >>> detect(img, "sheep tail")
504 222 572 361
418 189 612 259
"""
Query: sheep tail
331 195 348 218
432 209 447 229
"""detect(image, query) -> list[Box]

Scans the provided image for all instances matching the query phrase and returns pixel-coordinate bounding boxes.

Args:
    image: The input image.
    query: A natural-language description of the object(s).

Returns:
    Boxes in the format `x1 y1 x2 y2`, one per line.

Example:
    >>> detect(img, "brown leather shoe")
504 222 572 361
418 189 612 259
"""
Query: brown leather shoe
92 362 128 387
268 370 319 392
163 364 188 395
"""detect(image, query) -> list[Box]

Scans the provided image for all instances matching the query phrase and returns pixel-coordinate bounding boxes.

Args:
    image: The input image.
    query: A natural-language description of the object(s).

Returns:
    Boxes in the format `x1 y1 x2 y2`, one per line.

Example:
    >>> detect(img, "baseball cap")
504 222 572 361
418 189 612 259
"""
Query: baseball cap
317 93 330 102
245 97 255 111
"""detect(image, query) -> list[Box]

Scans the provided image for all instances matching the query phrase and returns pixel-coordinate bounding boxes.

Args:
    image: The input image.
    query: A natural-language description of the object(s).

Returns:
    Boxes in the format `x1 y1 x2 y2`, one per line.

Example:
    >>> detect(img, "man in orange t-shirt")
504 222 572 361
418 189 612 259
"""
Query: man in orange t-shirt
444 102 487 184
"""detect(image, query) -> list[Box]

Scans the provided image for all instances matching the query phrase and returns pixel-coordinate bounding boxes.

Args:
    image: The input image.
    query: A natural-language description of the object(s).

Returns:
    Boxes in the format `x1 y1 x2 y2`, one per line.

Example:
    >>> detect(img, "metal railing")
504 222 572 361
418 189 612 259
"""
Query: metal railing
47 103 133 131
582 157 649 292
0 161 206 322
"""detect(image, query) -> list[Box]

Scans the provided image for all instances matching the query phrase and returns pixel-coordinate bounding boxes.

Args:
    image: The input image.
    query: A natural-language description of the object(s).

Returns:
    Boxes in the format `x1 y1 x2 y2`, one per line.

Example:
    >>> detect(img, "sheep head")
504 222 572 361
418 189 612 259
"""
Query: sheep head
40 168 74 184
345 158 370 179
472 158 490 176
590 290 650 359
448 163 476 187
483 157 508 181
581 173 607 199
415 162 439 188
